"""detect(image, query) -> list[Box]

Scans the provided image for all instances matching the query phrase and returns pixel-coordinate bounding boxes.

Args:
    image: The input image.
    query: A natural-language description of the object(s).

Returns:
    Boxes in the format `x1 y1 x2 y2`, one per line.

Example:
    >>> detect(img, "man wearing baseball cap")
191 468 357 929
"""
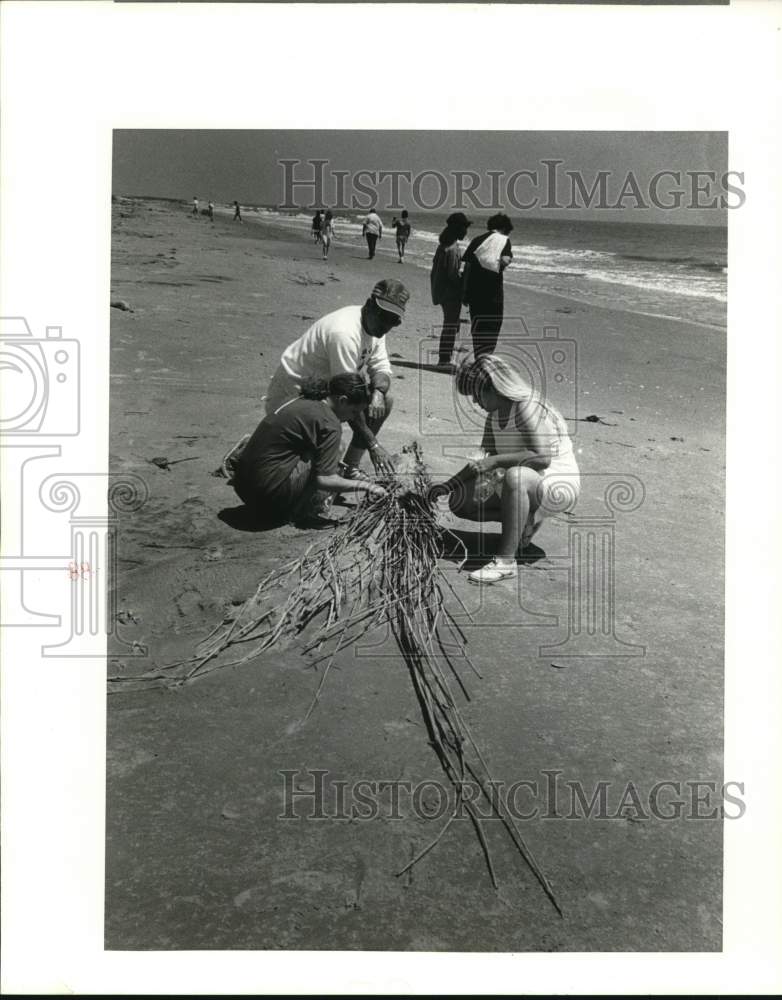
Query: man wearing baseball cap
262 277 410 479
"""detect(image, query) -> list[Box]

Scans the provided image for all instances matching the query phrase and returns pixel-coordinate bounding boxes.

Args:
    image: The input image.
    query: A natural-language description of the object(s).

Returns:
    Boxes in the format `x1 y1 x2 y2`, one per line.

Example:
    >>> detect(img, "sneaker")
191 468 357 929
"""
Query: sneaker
467 559 518 585
216 433 251 483
339 461 370 481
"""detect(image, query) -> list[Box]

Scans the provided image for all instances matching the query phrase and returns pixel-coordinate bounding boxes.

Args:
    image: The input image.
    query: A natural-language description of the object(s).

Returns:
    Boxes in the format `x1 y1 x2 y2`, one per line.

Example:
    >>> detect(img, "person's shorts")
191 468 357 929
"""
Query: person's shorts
263 366 299 415
233 458 316 521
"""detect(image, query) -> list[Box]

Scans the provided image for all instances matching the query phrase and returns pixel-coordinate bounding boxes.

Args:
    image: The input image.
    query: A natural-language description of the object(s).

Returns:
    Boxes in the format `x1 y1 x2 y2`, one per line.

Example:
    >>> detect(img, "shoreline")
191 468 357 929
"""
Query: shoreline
210 203 727 333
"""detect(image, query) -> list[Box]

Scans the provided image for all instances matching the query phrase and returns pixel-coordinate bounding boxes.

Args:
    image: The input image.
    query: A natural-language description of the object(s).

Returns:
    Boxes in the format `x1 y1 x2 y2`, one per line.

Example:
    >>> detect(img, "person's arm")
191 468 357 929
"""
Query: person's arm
427 418 493 501
427 462 477 503
346 411 376 449
478 402 554 472
366 340 392 418
443 246 460 283
461 246 474 304
314 425 390 492
345 411 394 475
479 417 496 457
325 329 361 376
368 371 391 413
317 472 386 497
499 238 513 272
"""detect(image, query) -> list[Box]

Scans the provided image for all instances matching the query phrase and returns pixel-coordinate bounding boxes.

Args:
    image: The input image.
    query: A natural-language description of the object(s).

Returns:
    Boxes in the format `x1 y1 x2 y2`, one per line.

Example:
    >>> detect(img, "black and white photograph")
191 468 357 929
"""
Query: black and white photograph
1 2 780 995
106 129 730 953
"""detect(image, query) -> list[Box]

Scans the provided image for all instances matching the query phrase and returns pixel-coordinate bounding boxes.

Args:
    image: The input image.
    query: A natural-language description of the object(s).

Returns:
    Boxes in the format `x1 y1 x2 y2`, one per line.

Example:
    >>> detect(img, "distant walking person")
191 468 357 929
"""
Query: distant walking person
312 209 323 243
462 213 514 357
392 210 411 263
233 200 243 222
362 207 383 259
430 211 472 369
207 200 214 222
320 210 334 261
192 197 199 216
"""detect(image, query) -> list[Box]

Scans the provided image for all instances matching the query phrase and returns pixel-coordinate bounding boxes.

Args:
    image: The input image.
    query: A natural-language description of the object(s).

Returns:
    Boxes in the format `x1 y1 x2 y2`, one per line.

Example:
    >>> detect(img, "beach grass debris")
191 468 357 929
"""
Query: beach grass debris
108 440 562 914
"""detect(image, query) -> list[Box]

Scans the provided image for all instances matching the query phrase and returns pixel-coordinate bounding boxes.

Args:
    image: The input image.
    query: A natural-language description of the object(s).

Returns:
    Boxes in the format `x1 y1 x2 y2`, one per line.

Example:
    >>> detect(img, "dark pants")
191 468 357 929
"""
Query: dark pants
365 233 378 259
470 302 503 357
233 458 316 522
438 300 462 364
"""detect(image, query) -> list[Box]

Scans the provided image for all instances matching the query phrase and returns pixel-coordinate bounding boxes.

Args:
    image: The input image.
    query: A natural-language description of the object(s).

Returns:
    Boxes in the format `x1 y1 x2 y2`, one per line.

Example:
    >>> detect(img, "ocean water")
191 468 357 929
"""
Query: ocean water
247 207 727 329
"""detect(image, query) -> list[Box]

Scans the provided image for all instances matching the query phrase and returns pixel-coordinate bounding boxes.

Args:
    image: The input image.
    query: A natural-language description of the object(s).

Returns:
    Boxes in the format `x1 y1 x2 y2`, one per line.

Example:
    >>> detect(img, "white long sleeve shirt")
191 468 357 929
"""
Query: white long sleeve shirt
279 305 392 386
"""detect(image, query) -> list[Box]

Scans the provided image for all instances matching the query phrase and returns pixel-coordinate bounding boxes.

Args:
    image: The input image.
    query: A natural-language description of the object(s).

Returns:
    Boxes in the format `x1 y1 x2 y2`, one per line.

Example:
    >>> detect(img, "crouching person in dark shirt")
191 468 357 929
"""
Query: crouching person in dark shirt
232 373 387 524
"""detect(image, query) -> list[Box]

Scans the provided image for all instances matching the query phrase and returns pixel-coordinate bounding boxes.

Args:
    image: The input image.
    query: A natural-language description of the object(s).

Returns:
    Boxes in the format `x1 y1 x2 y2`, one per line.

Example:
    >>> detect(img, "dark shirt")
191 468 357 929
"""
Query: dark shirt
462 231 512 307
430 242 462 305
234 398 341 501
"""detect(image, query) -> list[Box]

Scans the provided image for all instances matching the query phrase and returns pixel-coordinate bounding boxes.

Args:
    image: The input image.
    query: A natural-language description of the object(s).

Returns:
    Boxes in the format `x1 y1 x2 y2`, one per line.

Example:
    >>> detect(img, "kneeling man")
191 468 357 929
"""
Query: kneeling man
264 278 409 478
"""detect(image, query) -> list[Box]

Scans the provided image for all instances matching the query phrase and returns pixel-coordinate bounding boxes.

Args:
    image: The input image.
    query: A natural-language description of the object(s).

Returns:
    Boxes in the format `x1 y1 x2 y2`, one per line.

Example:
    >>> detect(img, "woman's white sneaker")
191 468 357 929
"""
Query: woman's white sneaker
467 559 518 585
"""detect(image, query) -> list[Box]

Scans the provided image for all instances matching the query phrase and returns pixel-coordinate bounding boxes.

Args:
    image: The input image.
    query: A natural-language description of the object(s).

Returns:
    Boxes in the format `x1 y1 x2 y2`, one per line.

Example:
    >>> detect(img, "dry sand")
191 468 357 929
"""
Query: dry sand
106 198 724 950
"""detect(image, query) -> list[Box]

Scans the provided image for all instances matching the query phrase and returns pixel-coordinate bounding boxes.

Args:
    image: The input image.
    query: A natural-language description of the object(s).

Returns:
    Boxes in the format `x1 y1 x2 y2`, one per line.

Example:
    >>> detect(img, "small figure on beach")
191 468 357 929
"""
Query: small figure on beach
228 373 387 525
207 200 214 222
192 197 199 217
262 278 409 480
320 210 334 260
233 200 243 222
462 213 514 357
430 211 472 369
362 207 383 259
429 355 579 584
391 209 411 263
311 209 323 243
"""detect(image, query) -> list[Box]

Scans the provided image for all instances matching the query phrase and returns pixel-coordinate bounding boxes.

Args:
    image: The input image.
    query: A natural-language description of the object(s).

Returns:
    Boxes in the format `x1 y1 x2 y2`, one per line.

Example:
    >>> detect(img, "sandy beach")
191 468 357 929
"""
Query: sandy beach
106 198 725 951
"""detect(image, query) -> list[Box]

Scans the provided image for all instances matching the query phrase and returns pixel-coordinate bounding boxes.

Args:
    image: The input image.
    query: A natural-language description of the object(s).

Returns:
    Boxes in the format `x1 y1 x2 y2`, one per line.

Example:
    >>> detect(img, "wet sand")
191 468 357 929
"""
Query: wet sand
106 198 725 950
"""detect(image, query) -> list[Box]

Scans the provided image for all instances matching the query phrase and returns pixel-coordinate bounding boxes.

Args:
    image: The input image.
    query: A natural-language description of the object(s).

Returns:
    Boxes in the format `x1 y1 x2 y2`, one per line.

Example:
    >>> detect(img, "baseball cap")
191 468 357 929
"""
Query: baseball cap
446 212 472 228
372 278 410 317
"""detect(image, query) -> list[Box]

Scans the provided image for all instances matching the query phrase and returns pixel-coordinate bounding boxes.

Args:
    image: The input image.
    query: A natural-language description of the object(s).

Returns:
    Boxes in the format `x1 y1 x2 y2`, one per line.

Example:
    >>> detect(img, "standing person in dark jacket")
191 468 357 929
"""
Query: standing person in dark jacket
462 213 513 357
430 212 472 369
311 209 323 243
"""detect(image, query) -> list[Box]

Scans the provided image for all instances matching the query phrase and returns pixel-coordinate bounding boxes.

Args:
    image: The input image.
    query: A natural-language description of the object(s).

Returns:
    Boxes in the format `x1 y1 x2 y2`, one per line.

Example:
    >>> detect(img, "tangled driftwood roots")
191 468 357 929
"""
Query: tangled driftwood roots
109 443 561 913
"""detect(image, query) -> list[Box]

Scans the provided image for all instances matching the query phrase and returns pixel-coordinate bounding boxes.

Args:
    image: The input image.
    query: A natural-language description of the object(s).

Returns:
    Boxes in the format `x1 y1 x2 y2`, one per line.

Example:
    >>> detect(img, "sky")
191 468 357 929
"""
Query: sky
112 130 730 226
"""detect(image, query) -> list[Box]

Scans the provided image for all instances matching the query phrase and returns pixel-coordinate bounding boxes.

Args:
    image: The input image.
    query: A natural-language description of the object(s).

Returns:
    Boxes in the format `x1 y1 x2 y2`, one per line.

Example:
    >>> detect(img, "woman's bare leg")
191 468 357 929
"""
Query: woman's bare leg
497 466 541 558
